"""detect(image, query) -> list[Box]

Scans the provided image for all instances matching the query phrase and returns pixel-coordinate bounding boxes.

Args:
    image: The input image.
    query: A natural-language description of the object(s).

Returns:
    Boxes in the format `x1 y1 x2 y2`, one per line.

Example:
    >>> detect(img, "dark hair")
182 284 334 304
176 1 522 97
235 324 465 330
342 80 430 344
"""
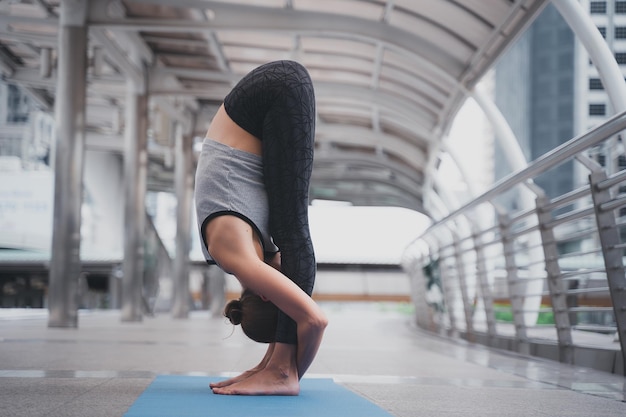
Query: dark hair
223 289 278 343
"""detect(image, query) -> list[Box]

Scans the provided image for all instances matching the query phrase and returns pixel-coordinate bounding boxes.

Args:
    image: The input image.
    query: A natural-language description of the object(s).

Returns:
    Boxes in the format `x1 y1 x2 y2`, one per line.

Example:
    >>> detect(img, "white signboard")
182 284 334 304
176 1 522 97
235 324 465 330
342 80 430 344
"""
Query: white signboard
0 171 54 251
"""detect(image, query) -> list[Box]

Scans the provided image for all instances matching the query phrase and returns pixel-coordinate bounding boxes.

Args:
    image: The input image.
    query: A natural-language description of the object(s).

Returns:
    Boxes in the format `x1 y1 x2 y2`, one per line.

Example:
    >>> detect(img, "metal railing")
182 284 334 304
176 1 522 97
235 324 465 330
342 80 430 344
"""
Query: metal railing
143 213 173 314
402 110 626 375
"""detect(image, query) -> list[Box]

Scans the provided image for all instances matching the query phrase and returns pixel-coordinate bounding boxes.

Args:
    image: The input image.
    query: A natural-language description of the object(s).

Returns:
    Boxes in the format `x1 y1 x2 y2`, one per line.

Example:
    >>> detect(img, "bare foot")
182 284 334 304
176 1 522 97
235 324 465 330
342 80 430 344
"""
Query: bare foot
211 343 276 389
211 367 299 396
210 369 259 389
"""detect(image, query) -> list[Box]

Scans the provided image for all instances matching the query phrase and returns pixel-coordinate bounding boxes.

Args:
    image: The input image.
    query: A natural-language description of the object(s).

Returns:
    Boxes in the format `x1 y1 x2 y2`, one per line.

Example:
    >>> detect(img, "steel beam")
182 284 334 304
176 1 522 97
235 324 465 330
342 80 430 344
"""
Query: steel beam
497 212 530 355
89 1 461 79
121 80 148 322
589 170 626 374
48 0 89 328
452 233 475 339
473 229 497 345
171 121 194 319
535 195 573 364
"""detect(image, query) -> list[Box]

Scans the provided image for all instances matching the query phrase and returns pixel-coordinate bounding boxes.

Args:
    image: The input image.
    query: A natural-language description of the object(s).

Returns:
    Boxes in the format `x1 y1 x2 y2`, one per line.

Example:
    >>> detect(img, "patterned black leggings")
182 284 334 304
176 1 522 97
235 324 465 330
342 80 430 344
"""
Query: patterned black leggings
224 60 316 344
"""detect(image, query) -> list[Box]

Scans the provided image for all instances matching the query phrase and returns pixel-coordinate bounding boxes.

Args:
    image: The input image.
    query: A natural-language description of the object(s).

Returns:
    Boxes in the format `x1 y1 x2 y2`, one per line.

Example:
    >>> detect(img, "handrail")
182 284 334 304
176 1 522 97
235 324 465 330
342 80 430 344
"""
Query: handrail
421 109 626 233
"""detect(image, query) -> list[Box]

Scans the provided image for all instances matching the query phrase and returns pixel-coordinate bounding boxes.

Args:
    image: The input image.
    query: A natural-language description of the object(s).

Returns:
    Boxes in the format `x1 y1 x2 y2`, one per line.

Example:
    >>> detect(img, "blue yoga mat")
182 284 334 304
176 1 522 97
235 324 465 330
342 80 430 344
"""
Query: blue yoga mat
124 375 394 417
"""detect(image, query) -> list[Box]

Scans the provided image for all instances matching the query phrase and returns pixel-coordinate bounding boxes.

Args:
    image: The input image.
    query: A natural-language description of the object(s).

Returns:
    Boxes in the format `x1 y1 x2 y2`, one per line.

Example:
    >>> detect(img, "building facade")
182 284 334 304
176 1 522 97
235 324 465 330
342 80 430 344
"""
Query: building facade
494 3 576 203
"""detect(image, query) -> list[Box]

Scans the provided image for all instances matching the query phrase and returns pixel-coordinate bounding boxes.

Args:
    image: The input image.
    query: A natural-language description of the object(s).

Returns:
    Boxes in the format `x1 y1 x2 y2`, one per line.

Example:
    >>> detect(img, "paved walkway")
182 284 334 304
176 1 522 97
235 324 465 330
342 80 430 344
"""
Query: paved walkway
1 303 625 417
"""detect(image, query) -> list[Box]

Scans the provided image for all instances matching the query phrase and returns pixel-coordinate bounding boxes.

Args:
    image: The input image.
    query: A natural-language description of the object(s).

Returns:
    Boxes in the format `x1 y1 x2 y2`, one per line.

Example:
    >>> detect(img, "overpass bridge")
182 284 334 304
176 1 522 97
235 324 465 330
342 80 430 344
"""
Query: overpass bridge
0 1 626 414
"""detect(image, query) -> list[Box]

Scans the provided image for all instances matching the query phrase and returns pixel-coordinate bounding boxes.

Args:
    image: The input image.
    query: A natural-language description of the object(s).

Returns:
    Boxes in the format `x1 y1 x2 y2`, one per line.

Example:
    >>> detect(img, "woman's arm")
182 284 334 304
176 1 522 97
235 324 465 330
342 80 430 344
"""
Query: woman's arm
295 305 327 378
241 260 327 377
263 251 327 377
207 217 327 377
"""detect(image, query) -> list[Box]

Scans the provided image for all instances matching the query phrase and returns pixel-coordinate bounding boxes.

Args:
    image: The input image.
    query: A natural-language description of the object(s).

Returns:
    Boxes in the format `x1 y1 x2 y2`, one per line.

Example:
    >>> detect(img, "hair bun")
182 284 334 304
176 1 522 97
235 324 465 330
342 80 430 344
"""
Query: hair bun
224 299 243 325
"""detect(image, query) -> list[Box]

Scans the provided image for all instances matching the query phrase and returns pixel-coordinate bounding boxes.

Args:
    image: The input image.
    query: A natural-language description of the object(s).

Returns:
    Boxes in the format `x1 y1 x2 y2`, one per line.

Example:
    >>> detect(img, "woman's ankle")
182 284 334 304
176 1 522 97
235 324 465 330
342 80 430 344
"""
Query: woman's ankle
267 342 298 373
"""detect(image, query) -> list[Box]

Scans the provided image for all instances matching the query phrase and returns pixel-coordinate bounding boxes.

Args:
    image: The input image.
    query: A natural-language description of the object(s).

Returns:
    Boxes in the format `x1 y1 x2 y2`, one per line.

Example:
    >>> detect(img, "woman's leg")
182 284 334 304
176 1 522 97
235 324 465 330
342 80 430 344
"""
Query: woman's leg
261 61 317 345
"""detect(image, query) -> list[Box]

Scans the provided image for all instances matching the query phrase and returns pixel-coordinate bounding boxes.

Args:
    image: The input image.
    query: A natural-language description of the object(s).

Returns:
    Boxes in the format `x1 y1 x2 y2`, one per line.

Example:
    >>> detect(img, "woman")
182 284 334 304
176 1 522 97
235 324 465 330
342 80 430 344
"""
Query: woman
194 60 327 396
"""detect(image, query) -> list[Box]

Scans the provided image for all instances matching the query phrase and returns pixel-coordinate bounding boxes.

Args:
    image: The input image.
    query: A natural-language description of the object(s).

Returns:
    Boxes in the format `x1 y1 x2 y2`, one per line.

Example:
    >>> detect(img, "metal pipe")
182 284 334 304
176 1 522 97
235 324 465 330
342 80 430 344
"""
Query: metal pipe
545 207 596 228
599 195 626 212
541 187 589 211
597 168 626 190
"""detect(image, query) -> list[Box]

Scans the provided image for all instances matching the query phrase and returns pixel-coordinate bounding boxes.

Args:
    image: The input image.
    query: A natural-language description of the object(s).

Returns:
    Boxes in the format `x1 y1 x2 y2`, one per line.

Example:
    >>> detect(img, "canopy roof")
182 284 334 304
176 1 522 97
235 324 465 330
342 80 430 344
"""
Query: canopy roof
0 0 548 214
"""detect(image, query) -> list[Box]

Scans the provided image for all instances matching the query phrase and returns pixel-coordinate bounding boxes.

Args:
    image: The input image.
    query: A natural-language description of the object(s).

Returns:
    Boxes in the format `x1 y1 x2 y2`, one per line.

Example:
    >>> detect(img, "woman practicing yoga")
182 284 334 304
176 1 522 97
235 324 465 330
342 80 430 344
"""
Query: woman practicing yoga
194 60 327 396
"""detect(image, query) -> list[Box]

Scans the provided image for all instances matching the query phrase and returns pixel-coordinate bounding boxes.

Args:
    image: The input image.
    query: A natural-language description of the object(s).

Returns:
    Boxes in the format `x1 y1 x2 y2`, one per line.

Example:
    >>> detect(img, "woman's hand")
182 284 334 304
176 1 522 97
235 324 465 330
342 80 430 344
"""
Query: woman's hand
296 305 328 378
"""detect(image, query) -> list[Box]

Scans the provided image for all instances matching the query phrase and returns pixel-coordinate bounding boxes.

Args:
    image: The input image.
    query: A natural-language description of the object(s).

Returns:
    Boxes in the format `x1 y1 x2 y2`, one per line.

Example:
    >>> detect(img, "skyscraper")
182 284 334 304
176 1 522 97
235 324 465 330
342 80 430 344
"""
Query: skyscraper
494 3 576 202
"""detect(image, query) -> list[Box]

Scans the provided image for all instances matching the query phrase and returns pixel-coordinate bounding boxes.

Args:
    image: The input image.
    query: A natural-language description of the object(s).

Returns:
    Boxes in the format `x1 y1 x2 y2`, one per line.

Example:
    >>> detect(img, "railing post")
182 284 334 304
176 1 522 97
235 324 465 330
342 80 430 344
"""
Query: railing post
452 233 475 340
410 253 434 331
535 195 573 364
498 213 530 355
437 246 458 337
473 229 497 346
589 171 626 373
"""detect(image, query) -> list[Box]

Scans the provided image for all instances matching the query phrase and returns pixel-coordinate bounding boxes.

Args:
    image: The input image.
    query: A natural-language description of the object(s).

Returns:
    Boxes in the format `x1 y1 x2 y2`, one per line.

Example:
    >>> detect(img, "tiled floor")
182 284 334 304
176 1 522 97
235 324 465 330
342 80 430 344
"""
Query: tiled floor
0 303 625 417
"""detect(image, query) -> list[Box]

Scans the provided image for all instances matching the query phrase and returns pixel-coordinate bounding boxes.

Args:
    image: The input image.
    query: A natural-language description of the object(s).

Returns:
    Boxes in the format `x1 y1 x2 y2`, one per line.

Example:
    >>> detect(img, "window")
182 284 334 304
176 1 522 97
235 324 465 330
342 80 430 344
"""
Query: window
617 1 626 13
616 52 626 64
616 27 626 39
598 26 607 38
591 1 607 13
589 78 604 90
589 103 606 116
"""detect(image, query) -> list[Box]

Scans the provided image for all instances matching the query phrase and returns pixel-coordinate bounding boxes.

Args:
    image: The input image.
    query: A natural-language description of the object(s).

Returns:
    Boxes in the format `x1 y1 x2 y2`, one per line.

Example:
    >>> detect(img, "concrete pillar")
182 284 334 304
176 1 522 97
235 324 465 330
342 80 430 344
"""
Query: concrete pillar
48 0 89 328
121 81 148 322
172 121 194 318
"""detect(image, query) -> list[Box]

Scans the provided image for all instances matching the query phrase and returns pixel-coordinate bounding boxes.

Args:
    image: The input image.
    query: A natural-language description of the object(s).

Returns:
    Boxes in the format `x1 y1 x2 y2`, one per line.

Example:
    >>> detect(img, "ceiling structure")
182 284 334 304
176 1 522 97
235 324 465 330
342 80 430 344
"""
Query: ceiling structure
0 0 549 215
